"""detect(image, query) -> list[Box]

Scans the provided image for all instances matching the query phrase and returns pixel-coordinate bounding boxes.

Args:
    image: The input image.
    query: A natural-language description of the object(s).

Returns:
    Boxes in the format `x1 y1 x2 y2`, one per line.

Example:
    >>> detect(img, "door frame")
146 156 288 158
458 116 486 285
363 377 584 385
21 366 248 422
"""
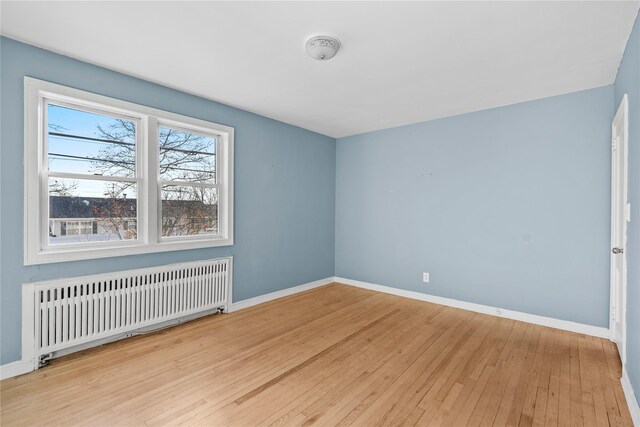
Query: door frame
609 94 629 364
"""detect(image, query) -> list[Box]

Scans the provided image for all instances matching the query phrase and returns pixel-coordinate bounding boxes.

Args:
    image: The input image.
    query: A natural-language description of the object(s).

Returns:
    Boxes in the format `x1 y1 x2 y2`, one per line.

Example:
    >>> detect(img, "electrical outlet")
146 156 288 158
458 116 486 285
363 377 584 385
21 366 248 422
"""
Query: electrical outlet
422 272 430 283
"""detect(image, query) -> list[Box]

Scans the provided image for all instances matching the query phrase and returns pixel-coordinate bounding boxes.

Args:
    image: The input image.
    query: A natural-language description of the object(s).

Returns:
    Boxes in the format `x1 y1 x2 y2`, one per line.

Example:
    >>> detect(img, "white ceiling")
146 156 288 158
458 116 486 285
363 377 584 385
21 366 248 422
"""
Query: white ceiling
1 1 638 138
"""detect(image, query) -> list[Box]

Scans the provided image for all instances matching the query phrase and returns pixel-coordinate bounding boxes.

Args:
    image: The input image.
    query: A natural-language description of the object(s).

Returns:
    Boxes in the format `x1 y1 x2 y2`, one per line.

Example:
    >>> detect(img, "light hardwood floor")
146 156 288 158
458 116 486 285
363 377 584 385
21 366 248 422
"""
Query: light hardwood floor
0 283 633 426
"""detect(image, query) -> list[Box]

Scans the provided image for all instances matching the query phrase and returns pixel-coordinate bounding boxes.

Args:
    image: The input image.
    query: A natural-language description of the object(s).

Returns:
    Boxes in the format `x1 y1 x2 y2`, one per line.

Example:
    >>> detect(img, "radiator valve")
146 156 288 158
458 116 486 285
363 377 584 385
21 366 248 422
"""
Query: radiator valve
38 353 53 368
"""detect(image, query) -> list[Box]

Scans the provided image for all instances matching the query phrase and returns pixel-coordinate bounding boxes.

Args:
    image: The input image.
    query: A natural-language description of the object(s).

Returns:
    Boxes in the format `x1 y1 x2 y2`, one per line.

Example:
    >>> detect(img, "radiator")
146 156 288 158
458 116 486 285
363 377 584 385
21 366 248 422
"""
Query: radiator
22 257 232 368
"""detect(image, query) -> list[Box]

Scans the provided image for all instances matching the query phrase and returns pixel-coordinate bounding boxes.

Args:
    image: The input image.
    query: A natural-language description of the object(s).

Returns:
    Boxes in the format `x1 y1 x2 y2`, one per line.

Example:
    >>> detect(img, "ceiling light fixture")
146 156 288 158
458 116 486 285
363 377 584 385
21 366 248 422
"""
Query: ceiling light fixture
305 34 341 61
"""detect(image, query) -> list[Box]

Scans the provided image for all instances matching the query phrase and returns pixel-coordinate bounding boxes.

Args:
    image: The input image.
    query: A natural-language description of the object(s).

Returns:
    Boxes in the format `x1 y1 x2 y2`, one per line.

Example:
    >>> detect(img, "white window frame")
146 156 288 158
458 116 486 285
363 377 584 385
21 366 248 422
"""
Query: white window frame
24 77 234 265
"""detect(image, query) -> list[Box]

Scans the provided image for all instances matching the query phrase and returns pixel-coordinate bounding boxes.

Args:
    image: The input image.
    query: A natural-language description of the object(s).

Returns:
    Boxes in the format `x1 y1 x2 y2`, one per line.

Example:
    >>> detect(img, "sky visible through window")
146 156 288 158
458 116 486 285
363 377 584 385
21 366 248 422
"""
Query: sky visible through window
48 104 136 198
48 104 217 199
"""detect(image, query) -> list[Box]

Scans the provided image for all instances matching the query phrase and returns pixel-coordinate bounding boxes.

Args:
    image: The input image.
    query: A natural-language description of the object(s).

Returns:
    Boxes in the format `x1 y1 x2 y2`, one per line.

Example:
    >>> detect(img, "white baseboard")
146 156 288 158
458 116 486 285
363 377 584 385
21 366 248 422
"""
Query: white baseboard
334 277 610 339
622 368 640 426
0 359 34 381
229 277 335 312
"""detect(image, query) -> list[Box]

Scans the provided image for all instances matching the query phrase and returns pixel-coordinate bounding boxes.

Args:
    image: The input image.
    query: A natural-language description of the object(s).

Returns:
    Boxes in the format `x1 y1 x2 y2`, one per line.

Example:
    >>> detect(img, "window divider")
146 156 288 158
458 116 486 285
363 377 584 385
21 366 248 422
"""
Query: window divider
146 116 159 247
159 181 218 188
47 172 139 183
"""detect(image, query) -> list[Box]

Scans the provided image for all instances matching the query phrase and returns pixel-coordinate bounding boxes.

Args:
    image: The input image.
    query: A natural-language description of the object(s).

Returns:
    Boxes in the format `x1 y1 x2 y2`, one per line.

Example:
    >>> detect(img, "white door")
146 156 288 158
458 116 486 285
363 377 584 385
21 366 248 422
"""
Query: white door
610 95 629 363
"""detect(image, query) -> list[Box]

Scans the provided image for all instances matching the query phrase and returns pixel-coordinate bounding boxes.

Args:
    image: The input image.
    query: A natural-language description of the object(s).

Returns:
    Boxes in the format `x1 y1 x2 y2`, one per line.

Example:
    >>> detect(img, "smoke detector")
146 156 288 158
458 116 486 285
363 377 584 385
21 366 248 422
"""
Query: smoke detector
305 35 341 61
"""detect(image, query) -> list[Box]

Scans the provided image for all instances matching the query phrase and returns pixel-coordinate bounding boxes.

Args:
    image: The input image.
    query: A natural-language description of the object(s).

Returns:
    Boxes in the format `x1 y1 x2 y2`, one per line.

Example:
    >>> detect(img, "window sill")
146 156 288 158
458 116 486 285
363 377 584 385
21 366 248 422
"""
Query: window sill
25 237 233 266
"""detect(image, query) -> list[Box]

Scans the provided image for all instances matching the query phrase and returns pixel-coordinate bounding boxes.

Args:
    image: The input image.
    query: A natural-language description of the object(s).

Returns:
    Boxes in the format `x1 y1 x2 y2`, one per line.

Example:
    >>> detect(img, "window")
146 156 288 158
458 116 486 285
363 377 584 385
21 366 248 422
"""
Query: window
46 103 140 245
158 126 218 238
25 78 234 265
65 221 94 236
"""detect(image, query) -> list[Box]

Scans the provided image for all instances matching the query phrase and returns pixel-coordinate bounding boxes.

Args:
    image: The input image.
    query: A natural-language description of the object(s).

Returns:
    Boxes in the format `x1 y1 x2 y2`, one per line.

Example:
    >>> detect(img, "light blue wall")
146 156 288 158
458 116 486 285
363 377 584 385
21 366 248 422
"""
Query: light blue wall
614 10 640 406
0 37 336 365
336 86 613 327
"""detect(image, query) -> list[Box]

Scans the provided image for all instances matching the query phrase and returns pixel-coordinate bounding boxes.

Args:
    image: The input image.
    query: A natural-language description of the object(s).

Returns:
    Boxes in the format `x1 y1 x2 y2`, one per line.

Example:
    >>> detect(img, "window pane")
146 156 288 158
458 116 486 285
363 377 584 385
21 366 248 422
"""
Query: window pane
65 220 93 236
161 185 218 237
48 103 136 178
159 127 215 184
48 178 137 245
